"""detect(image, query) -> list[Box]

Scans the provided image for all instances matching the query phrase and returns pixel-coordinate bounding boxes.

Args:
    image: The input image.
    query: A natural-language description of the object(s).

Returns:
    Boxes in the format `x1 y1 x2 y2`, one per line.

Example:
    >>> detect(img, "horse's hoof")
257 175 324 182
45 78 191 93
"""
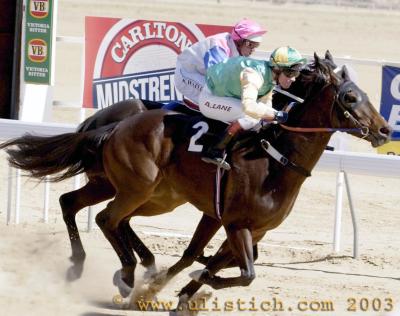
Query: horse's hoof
188 269 205 282
112 294 124 306
173 294 190 315
66 264 83 282
113 270 133 298
143 263 157 281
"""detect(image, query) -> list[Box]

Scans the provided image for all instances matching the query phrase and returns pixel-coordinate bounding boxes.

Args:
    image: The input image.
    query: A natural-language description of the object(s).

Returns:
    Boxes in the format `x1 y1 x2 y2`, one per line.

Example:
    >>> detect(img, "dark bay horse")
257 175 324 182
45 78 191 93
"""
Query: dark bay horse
0 53 391 301
58 51 339 281
53 51 339 283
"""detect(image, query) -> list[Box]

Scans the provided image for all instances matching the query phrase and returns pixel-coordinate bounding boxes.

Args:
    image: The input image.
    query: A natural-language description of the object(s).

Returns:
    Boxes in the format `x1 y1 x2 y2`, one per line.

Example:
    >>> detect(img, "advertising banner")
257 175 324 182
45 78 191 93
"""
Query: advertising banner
83 17 230 109
24 0 54 84
378 65 400 155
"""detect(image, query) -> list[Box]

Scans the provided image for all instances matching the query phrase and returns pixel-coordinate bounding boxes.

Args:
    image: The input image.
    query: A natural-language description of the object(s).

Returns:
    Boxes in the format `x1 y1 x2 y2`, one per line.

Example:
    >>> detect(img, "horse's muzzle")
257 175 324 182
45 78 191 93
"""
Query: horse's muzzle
370 125 392 147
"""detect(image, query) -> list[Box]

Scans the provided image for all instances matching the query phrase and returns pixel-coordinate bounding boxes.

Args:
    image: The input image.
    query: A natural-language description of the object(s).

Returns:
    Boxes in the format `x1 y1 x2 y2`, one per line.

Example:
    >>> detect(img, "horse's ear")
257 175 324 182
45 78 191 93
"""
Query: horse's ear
314 52 321 65
341 65 351 81
325 50 334 62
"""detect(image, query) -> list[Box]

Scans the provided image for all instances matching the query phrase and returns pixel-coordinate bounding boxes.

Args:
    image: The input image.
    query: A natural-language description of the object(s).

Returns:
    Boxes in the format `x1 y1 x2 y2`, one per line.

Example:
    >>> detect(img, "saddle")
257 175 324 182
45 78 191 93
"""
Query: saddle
162 100 275 157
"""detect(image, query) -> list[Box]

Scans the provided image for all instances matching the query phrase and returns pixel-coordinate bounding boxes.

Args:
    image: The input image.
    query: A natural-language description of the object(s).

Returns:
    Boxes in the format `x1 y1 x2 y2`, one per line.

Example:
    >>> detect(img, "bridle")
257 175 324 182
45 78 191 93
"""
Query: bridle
279 66 370 138
260 65 371 178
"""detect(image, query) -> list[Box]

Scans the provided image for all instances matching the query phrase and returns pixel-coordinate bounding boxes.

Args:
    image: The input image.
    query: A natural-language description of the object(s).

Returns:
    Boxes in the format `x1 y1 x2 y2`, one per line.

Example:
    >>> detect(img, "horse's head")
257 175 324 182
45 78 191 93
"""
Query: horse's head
284 52 392 147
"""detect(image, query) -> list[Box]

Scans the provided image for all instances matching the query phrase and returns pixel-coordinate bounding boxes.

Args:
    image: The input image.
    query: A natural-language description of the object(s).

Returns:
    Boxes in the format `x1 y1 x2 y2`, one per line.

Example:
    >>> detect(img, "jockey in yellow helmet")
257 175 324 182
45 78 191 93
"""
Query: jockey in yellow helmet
199 46 306 170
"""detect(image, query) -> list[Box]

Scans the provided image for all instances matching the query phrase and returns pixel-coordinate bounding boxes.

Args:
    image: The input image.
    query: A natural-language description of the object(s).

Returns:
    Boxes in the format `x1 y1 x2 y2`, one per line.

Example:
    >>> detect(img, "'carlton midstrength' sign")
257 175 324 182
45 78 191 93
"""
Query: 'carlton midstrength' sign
83 17 230 109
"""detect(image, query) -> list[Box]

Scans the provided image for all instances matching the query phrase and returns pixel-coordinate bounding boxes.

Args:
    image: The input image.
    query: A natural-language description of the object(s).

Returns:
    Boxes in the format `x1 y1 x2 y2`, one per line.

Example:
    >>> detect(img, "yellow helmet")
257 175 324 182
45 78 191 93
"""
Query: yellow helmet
270 46 306 68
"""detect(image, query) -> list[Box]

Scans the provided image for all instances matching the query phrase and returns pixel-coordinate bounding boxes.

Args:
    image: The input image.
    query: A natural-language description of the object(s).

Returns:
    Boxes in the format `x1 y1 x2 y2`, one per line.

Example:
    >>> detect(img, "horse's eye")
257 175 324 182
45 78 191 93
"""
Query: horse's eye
344 91 358 104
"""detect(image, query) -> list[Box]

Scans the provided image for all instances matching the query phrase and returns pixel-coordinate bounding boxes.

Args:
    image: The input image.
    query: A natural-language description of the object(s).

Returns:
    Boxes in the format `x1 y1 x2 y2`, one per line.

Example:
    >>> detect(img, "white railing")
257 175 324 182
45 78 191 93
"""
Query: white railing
315 150 400 176
315 150 400 257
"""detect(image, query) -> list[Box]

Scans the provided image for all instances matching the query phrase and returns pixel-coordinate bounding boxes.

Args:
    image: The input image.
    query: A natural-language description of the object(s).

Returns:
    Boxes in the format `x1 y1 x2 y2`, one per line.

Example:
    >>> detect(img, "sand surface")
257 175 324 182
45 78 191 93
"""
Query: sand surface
1 1 399 315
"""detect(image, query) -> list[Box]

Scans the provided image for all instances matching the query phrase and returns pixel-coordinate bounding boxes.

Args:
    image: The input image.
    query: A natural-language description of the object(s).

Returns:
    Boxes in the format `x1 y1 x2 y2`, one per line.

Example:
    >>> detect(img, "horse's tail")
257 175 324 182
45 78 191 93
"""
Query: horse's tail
0 125 115 182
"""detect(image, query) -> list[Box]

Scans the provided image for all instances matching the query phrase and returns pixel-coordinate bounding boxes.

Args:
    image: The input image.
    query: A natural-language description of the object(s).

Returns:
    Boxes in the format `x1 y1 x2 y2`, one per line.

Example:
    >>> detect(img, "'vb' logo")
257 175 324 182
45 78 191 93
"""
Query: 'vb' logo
30 0 49 18
28 39 47 62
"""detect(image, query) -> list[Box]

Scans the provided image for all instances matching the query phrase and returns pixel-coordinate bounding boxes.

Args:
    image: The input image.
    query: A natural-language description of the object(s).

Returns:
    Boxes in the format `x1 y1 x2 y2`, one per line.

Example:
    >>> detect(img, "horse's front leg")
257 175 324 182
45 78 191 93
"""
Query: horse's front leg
166 214 222 279
197 243 259 267
190 227 255 289
177 239 233 302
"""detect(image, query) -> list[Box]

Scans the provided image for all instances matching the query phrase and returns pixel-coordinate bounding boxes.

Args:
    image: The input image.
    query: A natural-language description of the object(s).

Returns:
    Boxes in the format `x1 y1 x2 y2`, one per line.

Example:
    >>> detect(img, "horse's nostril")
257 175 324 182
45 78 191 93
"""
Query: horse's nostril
379 126 392 137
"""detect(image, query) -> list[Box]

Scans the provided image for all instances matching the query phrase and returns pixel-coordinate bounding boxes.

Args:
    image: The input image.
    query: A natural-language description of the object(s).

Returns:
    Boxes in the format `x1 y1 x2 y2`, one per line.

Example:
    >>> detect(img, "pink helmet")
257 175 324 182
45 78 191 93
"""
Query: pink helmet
231 18 267 43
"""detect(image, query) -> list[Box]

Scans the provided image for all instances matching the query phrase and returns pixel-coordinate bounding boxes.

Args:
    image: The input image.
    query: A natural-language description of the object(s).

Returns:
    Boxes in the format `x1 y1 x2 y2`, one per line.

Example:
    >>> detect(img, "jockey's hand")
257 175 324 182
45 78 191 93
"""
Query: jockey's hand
274 111 288 123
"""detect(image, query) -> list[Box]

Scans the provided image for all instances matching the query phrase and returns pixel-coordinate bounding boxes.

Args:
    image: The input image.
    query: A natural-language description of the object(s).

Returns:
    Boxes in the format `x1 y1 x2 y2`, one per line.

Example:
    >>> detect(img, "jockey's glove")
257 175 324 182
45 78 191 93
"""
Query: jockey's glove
274 111 288 123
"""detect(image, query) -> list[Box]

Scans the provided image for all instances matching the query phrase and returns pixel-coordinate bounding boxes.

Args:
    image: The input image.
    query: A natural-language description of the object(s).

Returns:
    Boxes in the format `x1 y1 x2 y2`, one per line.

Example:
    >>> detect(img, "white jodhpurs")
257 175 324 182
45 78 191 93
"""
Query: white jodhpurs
174 63 205 104
198 86 261 130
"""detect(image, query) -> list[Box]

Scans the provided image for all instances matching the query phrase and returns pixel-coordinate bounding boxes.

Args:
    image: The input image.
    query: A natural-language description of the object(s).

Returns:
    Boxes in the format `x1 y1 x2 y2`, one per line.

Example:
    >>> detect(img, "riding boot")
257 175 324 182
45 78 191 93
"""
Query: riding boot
201 121 243 170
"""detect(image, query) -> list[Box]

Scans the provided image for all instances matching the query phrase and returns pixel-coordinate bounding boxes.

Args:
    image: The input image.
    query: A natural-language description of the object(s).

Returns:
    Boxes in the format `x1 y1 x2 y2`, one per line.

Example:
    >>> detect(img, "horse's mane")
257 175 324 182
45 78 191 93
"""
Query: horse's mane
273 56 340 111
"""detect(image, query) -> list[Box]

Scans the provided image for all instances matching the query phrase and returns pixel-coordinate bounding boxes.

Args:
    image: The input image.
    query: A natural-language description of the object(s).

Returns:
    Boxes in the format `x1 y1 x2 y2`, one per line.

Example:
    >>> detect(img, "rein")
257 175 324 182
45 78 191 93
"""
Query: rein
279 123 369 135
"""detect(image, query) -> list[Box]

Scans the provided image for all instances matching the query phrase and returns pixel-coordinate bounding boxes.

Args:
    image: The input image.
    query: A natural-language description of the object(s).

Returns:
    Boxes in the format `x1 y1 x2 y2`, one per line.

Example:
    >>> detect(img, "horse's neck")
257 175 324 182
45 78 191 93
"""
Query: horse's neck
274 85 336 180
281 132 332 178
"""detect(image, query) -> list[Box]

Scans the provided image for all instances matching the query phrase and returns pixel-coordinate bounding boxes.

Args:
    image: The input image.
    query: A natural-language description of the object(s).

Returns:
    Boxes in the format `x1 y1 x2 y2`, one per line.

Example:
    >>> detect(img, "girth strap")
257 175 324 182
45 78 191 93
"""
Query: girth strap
260 139 311 178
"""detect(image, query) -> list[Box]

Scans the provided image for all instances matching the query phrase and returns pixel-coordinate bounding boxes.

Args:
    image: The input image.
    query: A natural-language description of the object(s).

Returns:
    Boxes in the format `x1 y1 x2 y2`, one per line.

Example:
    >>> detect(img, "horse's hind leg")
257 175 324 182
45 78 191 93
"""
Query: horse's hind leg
60 178 115 281
120 220 155 269
96 192 154 298
121 181 187 276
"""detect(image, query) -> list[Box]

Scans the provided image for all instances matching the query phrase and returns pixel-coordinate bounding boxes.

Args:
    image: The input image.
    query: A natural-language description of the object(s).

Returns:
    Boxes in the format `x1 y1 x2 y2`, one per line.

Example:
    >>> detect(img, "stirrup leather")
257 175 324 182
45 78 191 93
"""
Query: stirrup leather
202 153 231 170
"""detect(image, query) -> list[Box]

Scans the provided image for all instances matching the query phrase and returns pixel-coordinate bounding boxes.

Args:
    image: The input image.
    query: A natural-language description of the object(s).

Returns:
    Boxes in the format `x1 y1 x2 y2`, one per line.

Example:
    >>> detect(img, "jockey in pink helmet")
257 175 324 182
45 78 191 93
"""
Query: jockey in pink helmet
231 18 266 46
174 18 266 105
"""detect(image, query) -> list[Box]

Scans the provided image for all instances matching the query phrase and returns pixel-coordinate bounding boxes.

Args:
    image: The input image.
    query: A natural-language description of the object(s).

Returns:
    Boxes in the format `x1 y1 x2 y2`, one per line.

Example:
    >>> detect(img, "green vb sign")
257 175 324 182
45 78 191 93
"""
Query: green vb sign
24 0 55 84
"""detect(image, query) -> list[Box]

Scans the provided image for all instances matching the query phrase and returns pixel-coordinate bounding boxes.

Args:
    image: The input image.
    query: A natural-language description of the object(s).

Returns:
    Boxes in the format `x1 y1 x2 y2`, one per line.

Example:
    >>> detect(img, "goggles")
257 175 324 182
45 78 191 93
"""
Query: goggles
244 40 260 50
233 27 260 50
282 68 300 78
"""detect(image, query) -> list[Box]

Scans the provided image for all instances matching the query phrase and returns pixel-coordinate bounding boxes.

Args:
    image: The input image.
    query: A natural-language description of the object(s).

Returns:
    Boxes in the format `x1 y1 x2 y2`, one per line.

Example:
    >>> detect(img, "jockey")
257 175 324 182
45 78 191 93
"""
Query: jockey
199 46 307 170
174 18 266 106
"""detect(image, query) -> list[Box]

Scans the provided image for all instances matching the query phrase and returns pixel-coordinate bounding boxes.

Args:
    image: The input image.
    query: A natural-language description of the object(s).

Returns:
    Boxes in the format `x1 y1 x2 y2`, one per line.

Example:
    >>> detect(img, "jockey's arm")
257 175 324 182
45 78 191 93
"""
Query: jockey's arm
240 68 276 120
203 36 231 70
203 46 229 70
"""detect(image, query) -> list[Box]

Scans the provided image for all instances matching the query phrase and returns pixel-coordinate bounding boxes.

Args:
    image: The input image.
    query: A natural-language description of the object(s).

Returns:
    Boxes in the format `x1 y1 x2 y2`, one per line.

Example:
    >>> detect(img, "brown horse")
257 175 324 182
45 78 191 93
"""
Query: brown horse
52 51 338 283
1 53 391 301
59 51 342 281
